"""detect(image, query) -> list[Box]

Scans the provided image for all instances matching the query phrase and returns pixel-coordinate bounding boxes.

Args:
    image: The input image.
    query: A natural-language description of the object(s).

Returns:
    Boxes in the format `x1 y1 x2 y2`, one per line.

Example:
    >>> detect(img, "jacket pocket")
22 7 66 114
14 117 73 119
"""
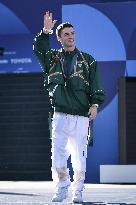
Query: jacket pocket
53 85 70 108
73 90 90 111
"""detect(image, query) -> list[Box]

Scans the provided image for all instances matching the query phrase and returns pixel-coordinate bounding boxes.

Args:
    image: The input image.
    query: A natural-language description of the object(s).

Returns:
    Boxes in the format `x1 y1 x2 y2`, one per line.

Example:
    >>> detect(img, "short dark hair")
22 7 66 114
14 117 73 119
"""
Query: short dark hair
56 22 73 37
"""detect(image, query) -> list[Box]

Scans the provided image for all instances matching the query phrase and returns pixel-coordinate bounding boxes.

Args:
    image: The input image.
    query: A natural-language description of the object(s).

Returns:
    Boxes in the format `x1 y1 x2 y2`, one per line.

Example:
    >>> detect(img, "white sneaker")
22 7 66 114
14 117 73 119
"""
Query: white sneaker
52 186 69 202
72 190 83 203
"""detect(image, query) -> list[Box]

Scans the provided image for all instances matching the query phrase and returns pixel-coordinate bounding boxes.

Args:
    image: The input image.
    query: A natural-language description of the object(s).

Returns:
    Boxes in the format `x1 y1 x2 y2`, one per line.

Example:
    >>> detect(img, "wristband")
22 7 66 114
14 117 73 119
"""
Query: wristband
92 104 99 108
43 27 53 34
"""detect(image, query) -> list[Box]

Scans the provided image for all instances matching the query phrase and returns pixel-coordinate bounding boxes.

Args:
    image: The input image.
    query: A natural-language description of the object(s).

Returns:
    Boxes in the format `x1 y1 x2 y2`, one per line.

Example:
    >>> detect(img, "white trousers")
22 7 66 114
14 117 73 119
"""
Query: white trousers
51 112 89 191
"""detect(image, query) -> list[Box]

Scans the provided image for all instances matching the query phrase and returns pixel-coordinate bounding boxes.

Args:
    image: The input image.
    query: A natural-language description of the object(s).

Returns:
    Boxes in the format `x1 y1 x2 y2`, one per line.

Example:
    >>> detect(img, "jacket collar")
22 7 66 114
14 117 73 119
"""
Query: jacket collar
59 47 80 56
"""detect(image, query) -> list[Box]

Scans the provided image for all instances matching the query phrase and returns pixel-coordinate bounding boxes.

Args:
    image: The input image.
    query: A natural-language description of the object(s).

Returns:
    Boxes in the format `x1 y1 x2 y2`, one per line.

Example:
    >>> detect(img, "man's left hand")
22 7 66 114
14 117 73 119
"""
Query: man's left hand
88 105 98 121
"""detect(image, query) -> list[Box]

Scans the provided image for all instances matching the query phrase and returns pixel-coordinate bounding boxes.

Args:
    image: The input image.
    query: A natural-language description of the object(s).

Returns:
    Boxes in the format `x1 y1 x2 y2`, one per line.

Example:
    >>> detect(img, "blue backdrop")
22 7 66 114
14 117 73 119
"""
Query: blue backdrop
0 0 136 183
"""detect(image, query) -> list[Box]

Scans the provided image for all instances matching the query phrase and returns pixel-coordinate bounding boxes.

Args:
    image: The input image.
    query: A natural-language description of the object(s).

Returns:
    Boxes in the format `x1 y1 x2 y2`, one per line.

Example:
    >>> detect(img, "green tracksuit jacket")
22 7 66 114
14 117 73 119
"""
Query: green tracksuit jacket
33 31 105 117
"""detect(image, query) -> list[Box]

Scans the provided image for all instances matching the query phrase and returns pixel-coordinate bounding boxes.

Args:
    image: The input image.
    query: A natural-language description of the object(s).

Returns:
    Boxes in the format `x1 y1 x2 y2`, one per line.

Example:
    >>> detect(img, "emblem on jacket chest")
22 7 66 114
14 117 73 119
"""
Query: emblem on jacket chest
77 61 84 68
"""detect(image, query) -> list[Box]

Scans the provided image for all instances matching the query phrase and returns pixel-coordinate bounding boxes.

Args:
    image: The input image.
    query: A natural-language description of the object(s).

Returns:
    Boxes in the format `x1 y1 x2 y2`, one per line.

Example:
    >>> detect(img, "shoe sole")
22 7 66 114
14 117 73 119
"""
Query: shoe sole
52 194 68 202
72 199 83 203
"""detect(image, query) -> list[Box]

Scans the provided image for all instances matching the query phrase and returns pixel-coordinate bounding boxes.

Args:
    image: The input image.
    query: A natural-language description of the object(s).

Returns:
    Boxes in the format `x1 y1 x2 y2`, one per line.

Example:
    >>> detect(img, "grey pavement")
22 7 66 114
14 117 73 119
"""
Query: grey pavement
0 182 135 205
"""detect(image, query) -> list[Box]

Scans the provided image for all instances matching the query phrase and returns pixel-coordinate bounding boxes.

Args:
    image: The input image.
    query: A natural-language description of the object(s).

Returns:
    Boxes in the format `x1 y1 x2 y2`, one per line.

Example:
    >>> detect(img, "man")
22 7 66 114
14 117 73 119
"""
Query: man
33 11 105 203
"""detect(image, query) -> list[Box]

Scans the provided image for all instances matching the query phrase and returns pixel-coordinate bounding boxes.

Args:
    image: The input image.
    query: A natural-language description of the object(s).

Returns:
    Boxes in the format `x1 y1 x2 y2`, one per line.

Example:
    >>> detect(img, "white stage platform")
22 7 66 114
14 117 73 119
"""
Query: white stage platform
100 165 136 183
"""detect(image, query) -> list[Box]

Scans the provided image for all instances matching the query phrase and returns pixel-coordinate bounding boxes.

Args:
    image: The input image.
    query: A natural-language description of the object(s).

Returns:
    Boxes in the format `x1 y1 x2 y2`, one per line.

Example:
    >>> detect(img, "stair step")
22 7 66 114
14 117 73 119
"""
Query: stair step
0 83 43 89
0 108 50 116
0 170 52 181
0 152 51 163
0 96 49 103
0 130 50 138
0 162 51 171
0 137 50 145
0 145 51 154
0 122 49 130
0 74 44 84
0 116 48 123
0 102 50 109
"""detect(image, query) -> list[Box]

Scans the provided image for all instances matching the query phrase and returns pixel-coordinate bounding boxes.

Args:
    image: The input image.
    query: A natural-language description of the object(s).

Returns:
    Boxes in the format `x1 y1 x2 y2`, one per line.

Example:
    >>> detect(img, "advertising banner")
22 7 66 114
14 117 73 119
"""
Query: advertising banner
0 34 40 73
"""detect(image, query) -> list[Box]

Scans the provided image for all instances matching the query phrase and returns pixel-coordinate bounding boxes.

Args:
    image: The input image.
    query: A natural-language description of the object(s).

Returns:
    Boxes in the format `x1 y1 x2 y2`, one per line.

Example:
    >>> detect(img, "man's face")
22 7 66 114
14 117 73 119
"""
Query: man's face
57 27 75 49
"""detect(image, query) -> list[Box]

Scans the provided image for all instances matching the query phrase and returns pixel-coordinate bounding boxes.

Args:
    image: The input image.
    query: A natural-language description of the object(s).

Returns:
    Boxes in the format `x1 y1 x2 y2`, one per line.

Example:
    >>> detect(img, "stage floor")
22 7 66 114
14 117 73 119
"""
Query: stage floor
0 181 135 204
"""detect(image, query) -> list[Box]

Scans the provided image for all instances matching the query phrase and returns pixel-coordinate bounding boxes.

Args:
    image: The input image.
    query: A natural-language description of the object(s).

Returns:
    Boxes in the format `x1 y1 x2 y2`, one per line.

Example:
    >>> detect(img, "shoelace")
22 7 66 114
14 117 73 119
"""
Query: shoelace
74 190 82 196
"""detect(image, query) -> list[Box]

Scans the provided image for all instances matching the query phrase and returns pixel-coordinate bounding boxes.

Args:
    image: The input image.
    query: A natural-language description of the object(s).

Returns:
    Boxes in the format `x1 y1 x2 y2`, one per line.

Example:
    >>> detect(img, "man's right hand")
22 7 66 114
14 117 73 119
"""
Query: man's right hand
44 11 57 33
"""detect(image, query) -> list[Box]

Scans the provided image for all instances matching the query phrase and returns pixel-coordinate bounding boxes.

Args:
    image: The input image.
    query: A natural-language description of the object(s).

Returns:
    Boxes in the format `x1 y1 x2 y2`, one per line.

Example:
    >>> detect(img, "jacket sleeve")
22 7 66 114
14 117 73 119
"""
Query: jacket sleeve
89 59 105 106
33 30 53 74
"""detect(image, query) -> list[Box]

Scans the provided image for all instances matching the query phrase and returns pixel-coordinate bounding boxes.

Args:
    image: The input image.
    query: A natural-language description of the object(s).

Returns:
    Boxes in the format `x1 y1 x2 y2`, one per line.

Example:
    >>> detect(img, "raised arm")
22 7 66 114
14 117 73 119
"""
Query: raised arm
33 11 57 73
